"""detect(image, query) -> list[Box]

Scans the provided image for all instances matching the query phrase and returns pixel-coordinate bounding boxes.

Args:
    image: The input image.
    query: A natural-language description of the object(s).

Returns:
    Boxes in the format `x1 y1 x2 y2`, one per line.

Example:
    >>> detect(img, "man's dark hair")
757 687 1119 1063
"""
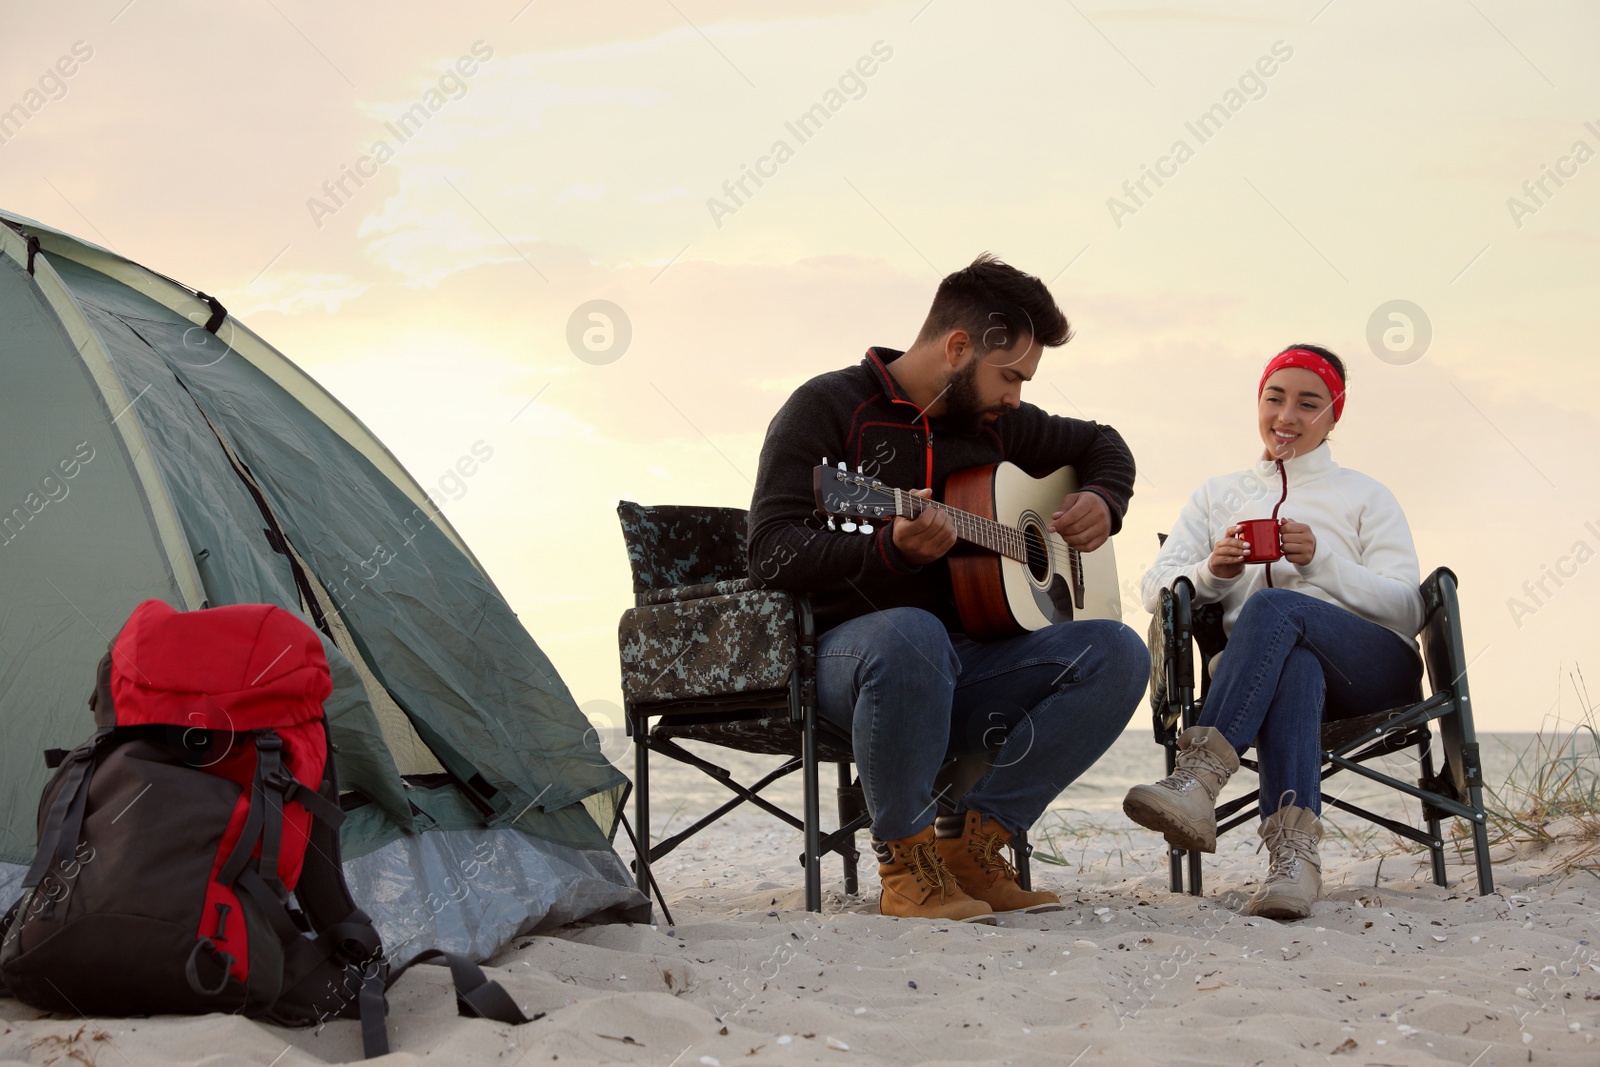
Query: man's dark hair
1280 342 1346 383
913 253 1070 355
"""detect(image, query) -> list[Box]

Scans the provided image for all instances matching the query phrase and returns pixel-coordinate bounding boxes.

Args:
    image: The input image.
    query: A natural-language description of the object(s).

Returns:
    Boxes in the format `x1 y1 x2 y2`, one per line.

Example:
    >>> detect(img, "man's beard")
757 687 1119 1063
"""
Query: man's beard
942 358 1003 435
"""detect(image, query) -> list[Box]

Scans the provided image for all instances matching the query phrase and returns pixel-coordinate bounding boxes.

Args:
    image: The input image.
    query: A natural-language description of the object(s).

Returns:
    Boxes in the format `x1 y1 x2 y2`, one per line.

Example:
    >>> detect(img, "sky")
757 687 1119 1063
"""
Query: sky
2 0 1597 733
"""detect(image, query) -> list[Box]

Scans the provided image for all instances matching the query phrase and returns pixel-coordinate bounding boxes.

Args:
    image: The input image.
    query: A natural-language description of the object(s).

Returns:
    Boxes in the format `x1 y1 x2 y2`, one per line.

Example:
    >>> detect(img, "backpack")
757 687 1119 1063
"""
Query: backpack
0 599 529 1056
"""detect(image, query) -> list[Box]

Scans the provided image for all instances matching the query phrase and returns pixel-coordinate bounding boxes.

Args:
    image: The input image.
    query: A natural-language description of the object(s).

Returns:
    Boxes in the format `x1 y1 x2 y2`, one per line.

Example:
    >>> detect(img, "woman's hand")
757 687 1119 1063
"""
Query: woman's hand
1207 525 1249 580
1279 519 1317 566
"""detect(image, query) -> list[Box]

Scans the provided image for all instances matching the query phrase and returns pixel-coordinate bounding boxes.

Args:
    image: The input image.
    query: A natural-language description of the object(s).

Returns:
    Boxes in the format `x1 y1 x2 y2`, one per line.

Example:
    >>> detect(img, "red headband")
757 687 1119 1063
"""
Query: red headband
1258 348 1345 422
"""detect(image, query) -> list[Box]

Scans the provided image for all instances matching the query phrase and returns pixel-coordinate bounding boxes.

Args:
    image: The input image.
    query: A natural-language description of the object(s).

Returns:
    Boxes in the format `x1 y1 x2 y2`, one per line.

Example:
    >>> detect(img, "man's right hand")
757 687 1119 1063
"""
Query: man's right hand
891 488 957 566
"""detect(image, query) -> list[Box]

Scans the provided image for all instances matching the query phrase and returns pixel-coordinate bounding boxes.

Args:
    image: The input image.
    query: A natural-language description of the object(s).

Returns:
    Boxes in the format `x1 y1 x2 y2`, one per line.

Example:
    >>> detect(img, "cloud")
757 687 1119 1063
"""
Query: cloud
635 186 689 203
1090 6 1296 27
222 271 369 317
556 183 607 203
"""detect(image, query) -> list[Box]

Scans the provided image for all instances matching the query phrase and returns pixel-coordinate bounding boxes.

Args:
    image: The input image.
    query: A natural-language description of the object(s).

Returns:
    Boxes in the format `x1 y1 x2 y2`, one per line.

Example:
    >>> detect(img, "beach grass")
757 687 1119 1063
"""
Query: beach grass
1044 669 1600 884
1471 669 1600 874
1029 805 1140 876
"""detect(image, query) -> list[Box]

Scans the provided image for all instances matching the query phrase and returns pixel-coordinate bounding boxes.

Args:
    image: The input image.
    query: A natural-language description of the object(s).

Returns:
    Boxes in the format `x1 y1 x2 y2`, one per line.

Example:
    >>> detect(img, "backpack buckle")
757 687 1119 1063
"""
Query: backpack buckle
262 765 299 796
335 936 381 968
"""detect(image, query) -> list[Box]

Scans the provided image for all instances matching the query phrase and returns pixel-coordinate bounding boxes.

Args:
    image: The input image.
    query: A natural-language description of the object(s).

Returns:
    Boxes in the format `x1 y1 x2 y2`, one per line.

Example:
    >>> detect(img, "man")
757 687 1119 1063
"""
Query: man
747 253 1147 923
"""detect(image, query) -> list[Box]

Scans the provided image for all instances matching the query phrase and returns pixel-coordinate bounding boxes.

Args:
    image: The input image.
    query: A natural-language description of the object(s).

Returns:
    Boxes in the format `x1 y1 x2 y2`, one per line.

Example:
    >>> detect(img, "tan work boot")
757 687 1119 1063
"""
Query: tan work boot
935 811 1063 915
874 825 995 924
1247 805 1323 920
1122 726 1240 852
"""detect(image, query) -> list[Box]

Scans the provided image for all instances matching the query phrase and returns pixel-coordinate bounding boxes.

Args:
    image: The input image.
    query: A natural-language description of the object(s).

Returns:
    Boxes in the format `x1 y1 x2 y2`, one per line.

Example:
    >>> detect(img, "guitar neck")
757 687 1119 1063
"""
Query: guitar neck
896 490 1041 564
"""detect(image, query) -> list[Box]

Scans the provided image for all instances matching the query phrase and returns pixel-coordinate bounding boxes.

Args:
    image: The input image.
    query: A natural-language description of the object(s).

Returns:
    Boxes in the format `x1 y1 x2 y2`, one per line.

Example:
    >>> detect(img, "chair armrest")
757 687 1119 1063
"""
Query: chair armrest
1149 577 1209 741
1417 566 1475 798
1172 577 1195 690
619 587 803 705
637 578 755 606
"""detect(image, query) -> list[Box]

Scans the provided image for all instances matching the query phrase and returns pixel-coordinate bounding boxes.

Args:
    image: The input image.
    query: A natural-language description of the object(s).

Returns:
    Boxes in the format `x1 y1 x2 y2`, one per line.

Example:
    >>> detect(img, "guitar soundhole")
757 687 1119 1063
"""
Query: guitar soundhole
1022 521 1051 584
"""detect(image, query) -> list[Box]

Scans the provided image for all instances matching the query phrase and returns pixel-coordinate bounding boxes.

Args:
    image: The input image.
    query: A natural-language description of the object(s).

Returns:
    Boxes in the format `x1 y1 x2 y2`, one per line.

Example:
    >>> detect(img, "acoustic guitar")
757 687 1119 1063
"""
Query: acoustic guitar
813 461 1122 640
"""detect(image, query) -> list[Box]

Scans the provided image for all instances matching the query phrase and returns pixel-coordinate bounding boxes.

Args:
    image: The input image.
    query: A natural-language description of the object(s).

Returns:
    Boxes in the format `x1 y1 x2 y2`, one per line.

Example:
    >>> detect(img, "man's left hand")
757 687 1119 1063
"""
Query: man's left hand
1051 492 1112 551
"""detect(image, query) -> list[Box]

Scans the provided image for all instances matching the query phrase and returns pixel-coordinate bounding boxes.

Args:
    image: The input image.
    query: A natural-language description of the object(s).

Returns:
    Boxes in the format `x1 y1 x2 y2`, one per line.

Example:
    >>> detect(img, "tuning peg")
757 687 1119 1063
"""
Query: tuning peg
837 461 847 471
840 518 857 533
859 521 874 535
822 457 828 467
826 516 836 531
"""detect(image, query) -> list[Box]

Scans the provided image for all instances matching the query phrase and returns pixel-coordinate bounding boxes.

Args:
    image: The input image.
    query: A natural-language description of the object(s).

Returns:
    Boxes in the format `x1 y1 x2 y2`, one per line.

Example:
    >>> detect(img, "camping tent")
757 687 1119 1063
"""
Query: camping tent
0 209 648 961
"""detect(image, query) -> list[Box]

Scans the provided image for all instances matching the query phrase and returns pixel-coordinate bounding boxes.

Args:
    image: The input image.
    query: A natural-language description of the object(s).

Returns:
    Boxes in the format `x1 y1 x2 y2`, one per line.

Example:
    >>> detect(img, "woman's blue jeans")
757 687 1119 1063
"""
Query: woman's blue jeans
815 608 1148 841
1197 588 1424 816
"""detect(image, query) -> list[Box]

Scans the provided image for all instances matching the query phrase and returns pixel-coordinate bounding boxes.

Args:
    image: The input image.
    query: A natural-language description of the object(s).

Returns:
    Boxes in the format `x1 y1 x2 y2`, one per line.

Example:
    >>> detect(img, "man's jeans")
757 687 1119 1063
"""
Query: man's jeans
816 608 1147 841
1196 588 1424 816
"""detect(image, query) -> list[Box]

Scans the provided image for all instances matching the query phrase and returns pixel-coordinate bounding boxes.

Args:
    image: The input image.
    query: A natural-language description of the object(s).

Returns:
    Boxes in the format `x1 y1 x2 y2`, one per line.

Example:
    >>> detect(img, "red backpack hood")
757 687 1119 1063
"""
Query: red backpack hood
109 600 332 731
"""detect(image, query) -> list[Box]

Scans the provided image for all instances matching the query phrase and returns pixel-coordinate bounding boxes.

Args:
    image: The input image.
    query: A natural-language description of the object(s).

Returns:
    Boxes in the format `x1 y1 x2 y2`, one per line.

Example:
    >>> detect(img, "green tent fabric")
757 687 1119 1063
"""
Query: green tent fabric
0 210 647 960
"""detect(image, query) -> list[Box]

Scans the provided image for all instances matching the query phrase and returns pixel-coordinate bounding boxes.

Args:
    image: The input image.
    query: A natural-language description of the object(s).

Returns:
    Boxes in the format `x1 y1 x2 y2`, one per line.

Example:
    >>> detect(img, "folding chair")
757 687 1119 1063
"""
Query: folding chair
615 502 868 914
1147 562 1494 896
615 502 1033 915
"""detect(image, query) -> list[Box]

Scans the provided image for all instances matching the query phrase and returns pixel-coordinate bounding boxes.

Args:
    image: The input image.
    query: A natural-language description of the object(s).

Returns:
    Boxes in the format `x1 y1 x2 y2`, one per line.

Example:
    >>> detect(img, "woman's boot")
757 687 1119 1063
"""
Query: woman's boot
1122 726 1239 851
1247 805 1323 920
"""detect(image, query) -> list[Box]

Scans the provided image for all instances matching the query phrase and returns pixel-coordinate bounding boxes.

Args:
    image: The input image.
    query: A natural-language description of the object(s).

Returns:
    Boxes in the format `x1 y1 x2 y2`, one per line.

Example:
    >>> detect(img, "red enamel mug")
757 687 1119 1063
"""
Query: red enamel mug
1237 518 1283 564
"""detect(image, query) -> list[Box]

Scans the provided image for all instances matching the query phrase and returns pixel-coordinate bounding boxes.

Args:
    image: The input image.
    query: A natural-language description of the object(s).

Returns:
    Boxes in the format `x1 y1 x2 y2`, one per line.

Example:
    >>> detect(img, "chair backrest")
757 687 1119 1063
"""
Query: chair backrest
616 502 750 595
1157 534 1228 689
1417 567 1472 795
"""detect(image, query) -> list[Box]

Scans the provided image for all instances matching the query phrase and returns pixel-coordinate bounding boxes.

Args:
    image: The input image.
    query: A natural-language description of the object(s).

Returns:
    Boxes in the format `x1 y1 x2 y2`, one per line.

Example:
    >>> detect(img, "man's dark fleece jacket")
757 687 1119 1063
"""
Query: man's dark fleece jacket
747 347 1137 635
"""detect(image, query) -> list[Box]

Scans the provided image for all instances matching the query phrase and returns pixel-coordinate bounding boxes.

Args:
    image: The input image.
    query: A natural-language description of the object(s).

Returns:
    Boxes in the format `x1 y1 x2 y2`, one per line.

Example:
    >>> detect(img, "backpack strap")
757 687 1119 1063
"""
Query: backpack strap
368 950 539 1057
22 729 112 897
217 735 273 889
225 867 295 1012
256 734 288 898
279 722 359 932
254 721 392 1051
218 731 345 894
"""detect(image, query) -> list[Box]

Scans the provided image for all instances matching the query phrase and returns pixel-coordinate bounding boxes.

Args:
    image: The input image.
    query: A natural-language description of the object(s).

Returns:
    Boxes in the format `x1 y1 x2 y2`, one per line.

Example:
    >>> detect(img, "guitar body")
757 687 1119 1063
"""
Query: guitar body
945 463 1122 640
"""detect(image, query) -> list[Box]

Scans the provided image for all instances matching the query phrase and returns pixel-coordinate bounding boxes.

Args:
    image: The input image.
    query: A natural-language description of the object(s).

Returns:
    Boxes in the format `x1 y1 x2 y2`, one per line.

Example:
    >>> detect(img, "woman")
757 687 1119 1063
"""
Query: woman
1124 344 1425 920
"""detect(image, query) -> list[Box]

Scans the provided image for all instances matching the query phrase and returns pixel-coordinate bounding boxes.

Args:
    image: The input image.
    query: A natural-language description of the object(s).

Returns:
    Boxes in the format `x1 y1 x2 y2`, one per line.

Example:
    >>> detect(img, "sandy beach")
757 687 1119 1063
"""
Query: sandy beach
5 731 1598 1067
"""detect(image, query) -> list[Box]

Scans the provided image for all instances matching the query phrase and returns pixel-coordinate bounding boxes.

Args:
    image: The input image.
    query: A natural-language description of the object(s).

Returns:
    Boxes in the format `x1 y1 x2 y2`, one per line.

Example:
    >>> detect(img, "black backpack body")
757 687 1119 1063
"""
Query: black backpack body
0 600 530 1056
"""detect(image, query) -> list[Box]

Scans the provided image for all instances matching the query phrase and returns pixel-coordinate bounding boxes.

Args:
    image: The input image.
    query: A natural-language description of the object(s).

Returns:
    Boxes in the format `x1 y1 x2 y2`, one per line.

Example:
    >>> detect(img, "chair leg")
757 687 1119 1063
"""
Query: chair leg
1162 740 1184 894
1418 739 1449 887
1469 781 1495 896
631 705 652 897
836 762 860 897
1015 830 1032 892
802 702 822 913
1187 849 1203 897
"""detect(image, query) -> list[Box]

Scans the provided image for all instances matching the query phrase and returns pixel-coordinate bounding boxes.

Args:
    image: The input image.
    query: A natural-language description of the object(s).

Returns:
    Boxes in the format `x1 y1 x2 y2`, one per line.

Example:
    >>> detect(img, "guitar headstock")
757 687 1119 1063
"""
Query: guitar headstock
812 462 903 534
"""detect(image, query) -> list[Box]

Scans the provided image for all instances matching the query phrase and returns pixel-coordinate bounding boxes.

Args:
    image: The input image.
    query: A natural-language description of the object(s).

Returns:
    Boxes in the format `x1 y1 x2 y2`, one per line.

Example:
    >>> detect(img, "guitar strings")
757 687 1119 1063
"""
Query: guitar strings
836 479 1086 569
895 489 1084 568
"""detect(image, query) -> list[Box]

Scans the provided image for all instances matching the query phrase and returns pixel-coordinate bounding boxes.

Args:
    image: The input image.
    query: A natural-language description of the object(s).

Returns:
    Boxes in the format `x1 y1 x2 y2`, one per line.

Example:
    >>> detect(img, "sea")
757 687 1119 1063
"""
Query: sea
604 726 1597 878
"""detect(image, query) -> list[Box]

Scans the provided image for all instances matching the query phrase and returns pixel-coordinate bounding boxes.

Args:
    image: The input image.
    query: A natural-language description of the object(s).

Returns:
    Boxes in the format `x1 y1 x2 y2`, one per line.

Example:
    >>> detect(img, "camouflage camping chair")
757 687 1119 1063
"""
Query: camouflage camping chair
1148 559 1494 897
615 502 869 913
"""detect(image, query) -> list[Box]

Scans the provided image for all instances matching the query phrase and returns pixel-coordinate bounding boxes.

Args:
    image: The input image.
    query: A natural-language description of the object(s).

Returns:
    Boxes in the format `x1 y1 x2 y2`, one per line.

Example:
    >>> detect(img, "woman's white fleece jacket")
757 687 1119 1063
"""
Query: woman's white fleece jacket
1140 443 1425 647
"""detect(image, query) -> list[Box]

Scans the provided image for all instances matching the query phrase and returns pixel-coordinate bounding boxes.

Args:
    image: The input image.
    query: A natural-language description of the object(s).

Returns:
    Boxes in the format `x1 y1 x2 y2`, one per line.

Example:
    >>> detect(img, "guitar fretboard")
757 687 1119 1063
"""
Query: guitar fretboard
895 488 1077 576
815 462 1093 615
